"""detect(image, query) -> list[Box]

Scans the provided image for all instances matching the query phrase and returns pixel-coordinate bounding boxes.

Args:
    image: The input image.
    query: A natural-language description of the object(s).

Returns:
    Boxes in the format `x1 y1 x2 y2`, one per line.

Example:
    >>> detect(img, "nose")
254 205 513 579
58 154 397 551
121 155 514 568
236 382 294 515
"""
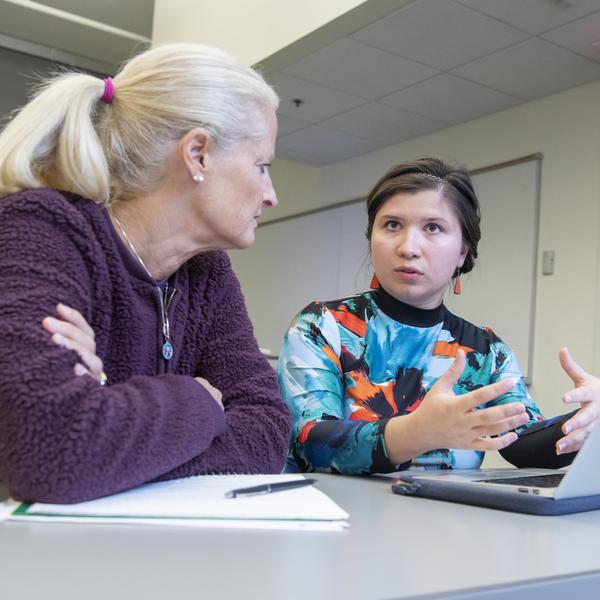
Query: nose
396 227 421 258
262 175 278 208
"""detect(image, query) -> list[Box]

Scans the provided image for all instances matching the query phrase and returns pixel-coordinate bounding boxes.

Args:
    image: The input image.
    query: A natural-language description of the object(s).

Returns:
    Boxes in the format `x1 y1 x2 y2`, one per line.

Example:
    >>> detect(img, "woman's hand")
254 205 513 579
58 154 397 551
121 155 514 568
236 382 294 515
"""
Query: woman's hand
194 377 224 411
384 350 529 464
42 303 106 384
556 347 600 455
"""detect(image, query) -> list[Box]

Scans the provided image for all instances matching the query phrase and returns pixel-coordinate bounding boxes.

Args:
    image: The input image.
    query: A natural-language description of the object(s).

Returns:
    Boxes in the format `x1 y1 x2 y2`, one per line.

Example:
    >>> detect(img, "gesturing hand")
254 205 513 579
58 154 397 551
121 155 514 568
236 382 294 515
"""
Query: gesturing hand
556 347 600 455
43 303 106 384
385 350 529 464
410 349 529 453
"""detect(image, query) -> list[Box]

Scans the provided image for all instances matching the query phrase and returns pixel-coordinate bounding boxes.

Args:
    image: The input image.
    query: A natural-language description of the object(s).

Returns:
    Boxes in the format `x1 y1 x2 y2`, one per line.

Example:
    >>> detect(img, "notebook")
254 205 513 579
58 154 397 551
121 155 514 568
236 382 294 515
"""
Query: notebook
391 420 600 515
0 474 349 531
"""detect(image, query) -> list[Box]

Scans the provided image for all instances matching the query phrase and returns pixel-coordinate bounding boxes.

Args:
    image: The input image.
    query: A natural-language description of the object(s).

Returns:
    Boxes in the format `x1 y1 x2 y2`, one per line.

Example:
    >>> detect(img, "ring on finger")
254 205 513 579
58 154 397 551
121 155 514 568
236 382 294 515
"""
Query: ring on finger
99 371 108 386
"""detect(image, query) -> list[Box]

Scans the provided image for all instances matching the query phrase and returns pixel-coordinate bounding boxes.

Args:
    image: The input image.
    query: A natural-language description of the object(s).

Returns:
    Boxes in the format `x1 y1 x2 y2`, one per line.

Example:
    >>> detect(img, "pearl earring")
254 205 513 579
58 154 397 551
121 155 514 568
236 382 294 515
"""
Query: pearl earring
192 173 204 183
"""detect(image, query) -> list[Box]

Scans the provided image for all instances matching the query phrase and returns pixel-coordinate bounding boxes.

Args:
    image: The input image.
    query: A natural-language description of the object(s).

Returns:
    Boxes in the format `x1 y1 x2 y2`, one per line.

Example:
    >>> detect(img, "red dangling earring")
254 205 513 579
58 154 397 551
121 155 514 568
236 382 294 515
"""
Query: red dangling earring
453 270 461 295
370 274 380 289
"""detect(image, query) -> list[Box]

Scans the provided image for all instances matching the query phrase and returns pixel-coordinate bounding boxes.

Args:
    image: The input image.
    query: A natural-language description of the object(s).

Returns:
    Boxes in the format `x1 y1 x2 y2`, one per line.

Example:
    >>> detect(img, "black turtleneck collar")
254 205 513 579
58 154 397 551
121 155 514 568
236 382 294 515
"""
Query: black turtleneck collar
372 286 447 327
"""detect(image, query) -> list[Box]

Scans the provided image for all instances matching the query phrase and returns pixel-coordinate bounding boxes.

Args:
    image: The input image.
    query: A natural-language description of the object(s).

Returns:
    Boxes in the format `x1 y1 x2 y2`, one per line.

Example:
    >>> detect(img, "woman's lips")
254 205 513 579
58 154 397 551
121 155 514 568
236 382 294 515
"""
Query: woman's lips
395 266 423 281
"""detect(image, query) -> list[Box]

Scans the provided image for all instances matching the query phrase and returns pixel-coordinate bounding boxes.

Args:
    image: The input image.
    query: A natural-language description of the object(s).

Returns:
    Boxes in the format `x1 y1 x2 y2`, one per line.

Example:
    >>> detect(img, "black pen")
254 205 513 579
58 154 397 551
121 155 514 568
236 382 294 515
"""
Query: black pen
225 478 317 499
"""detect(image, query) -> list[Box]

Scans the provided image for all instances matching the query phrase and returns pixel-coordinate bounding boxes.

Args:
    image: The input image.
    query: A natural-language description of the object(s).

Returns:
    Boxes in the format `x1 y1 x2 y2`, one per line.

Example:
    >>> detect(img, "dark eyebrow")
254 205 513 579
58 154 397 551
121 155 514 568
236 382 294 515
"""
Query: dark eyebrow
423 216 451 225
377 214 452 225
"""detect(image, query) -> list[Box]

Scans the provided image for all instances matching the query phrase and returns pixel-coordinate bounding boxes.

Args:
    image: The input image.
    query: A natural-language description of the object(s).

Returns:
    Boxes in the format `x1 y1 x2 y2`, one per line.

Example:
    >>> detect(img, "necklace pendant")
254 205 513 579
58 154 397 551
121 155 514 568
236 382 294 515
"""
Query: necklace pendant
162 340 174 360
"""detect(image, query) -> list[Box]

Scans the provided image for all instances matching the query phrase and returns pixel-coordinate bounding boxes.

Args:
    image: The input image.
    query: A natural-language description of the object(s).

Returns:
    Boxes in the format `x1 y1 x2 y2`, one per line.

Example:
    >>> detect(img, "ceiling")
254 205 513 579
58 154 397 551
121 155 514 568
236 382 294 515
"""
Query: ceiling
0 0 154 118
0 0 153 77
34 0 154 38
264 0 600 166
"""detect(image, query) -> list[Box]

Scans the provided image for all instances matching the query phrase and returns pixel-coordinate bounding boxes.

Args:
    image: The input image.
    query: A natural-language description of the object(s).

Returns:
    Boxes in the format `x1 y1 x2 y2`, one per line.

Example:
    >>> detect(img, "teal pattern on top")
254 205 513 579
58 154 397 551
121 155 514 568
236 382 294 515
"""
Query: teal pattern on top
277 288 543 475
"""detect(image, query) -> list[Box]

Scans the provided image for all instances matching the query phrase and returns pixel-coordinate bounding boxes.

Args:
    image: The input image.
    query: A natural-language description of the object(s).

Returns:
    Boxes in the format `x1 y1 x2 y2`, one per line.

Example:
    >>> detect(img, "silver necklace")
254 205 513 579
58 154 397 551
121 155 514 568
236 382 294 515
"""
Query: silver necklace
109 207 175 361
109 208 155 280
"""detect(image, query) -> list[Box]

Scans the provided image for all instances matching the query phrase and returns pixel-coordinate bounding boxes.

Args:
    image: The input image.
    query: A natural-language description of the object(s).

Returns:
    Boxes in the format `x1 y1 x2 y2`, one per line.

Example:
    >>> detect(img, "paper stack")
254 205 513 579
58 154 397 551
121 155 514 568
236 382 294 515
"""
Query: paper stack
0 474 349 532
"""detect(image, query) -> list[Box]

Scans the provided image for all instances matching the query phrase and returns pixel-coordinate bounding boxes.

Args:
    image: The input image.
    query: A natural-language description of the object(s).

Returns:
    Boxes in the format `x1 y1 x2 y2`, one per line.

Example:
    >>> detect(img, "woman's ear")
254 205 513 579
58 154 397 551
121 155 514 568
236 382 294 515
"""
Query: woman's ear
179 127 211 180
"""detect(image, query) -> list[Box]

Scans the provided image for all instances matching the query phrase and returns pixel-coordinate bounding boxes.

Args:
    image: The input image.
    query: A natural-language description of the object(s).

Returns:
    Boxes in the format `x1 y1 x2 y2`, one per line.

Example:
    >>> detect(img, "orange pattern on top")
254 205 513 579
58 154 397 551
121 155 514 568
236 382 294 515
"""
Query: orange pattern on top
322 344 342 373
298 419 318 444
433 340 474 358
329 307 367 338
347 372 398 421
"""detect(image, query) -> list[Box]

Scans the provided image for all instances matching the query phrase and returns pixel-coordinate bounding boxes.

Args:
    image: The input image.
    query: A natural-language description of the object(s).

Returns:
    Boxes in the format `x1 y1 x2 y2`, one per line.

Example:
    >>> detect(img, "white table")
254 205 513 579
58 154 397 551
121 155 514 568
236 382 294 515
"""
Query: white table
1 474 600 599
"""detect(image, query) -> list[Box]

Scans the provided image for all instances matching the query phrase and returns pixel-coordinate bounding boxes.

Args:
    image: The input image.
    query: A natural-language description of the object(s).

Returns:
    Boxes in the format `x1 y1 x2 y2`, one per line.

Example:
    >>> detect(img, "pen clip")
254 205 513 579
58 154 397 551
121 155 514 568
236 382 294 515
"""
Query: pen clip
225 484 271 499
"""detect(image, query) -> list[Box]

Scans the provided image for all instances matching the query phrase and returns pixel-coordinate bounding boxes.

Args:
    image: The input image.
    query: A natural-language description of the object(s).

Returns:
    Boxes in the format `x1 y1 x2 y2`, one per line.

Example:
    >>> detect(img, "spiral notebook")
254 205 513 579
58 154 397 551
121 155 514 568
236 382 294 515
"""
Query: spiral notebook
0 474 349 531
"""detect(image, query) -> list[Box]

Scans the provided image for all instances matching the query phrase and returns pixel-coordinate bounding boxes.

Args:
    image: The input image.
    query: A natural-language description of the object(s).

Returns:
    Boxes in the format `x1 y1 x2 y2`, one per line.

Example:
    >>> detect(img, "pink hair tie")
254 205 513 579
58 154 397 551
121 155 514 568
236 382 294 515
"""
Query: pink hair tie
100 77 115 104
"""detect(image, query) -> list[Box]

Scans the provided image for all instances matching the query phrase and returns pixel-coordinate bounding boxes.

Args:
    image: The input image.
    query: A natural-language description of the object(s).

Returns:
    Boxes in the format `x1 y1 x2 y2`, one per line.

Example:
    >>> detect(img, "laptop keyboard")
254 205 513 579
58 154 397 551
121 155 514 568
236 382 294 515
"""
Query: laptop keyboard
476 473 565 488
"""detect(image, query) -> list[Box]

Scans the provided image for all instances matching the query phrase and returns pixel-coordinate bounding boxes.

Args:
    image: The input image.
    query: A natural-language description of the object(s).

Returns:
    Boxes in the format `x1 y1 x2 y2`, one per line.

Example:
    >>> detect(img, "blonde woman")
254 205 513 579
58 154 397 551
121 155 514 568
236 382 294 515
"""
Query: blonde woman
0 44 291 503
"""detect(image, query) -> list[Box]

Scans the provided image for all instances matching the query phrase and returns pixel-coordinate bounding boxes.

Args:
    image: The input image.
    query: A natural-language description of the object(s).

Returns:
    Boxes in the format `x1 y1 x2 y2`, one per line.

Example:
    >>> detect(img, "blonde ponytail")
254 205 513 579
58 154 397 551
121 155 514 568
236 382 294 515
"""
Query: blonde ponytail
0 73 111 203
0 44 278 204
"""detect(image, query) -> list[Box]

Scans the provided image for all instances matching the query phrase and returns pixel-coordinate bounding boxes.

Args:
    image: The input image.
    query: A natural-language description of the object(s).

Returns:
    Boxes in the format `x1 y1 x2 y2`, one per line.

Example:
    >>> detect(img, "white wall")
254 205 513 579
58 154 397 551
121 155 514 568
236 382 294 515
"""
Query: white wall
151 0 600 436
152 0 368 65
267 80 600 421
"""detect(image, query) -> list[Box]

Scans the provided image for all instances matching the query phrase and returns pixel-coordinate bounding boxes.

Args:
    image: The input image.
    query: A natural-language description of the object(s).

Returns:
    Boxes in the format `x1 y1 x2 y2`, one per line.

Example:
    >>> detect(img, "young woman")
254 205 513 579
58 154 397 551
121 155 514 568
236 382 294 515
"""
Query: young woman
277 158 599 474
0 44 291 503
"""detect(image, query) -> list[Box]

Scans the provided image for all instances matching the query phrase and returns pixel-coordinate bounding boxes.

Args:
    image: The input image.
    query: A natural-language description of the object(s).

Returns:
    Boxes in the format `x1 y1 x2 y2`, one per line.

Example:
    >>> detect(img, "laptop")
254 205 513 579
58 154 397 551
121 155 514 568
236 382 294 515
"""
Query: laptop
391 418 600 515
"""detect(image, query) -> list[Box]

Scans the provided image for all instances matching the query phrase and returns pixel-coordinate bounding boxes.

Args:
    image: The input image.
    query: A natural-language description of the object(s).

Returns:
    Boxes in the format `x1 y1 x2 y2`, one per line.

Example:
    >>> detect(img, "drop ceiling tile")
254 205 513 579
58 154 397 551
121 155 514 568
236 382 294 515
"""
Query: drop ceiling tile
452 37 600 100
321 102 447 145
277 125 384 164
351 0 528 70
276 148 329 166
276 114 310 137
381 73 523 124
283 38 438 100
457 0 600 35
269 73 366 122
542 11 600 62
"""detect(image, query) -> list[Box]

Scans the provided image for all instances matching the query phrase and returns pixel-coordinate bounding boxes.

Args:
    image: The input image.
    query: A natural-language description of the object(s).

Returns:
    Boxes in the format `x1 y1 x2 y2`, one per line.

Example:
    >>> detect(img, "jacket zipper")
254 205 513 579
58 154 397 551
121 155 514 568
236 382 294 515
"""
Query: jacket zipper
157 285 177 369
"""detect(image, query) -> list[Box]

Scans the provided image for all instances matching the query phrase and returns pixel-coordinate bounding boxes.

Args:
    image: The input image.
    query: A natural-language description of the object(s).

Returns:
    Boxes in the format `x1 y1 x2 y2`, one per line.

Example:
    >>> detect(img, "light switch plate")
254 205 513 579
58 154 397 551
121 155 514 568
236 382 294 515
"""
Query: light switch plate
542 250 555 275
